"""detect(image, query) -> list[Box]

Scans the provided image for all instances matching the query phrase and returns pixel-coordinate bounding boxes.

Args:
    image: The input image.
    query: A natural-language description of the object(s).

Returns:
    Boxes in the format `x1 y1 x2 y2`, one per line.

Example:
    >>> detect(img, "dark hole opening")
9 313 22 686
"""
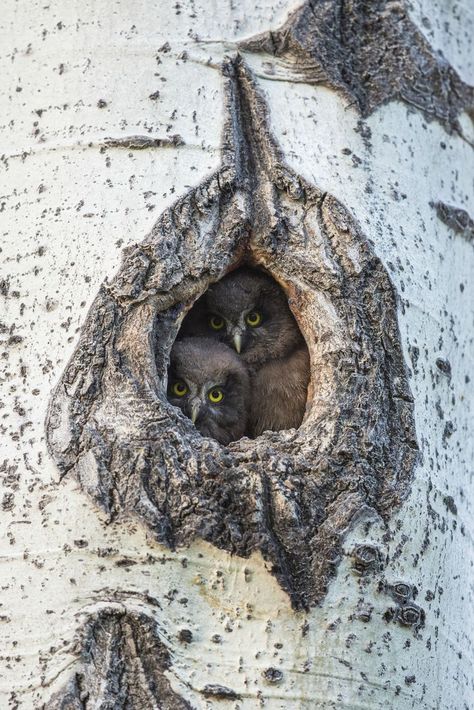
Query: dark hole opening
166 266 310 446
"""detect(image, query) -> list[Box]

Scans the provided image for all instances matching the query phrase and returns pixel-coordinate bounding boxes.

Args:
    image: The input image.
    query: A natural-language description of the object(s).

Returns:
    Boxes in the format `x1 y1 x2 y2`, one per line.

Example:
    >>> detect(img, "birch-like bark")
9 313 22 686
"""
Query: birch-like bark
1 1 473 708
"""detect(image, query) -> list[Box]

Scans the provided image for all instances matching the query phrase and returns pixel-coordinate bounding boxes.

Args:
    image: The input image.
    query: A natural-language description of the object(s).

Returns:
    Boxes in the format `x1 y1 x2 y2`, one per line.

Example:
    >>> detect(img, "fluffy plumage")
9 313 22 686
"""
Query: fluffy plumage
167 337 250 445
179 267 310 436
180 268 302 365
249 347 310 436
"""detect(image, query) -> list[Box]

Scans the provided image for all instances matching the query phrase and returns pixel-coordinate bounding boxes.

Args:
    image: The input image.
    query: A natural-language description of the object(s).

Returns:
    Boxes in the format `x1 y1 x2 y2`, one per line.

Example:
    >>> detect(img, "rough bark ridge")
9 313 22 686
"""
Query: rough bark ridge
239 0 474 132
47 608 191 709
46 57 418 610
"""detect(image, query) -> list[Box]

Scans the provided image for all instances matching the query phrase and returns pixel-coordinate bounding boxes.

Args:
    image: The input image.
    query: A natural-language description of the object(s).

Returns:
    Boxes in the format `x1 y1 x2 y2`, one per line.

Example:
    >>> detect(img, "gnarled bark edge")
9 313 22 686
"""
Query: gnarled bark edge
46 58 418 610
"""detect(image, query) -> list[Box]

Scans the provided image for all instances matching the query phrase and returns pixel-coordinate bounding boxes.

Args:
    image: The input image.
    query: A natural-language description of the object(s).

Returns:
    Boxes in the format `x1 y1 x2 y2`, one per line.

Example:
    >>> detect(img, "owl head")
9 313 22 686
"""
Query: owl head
167 337 250 445
179 267 303 365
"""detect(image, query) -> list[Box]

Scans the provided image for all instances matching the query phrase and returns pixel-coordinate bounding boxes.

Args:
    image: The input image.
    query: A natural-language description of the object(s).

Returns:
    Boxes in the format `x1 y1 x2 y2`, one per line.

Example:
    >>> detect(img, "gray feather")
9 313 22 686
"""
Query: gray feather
168 337 250 445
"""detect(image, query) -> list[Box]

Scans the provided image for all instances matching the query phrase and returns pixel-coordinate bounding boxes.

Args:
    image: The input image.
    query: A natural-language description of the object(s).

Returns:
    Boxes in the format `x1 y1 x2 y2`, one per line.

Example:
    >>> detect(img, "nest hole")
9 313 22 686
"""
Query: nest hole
166 265 310 446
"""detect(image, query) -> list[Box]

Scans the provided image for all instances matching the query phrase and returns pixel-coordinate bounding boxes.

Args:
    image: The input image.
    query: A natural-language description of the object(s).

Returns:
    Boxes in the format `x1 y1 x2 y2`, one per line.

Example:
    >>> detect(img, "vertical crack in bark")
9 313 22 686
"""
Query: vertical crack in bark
46 57 418 611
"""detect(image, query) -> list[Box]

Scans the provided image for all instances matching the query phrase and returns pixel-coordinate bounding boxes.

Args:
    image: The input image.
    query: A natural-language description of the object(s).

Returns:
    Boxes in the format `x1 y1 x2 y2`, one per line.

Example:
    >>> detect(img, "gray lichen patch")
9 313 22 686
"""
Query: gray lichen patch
46 58 418 610
239 0 474 132
46 609 191 709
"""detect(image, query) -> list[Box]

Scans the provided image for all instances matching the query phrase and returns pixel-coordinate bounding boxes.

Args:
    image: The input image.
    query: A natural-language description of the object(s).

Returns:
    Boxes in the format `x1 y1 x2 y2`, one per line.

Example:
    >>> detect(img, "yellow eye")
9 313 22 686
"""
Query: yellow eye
246 311 262 327
208 387 224 404
172 381 188 397
209 315 225 331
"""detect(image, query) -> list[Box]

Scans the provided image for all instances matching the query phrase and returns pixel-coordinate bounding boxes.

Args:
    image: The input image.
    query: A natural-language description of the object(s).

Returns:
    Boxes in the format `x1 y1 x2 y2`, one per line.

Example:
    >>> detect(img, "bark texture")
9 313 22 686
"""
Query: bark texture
46 58 418 612
240 0 474 132
47 608 191 709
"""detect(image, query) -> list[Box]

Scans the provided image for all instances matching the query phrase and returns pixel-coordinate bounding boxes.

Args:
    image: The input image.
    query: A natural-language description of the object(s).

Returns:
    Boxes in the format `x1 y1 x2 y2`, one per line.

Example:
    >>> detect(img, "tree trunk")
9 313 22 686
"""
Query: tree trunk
1 1 472 709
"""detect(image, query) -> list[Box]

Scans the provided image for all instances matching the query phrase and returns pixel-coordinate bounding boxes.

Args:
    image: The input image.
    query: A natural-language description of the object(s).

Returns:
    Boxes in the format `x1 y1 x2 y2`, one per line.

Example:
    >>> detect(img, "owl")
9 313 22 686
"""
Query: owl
167 337 250 445
179 267 310 436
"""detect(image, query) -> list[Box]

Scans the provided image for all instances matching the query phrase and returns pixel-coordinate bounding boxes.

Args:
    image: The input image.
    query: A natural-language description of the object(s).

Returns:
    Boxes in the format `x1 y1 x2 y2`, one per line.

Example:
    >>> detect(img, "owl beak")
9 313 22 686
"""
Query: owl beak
232 330 242 354
190 398 201 425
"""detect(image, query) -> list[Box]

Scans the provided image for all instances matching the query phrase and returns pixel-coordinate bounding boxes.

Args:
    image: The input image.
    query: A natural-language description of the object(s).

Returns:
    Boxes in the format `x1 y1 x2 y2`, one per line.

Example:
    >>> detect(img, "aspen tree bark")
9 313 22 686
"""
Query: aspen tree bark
1 1 473 709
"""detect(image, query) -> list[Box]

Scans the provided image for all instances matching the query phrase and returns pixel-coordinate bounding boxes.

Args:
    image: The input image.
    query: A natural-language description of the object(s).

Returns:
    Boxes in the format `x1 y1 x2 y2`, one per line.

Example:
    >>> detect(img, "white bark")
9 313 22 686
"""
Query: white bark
1 1 473 708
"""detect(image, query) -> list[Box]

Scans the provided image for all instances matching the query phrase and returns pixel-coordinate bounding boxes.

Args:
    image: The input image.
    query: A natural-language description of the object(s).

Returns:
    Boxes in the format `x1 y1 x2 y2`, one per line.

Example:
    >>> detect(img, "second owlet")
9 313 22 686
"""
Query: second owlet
167 337 250 445
179 267 310 437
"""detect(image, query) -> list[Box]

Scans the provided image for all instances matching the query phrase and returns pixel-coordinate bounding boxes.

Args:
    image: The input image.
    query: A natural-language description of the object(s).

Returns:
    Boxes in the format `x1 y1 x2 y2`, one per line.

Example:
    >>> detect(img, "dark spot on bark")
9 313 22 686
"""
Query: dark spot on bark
397 603 425 629
442 421 454 444
352 598 373 623
73 539 88 548
384 601 425 632
443 495 457 515
2 493 15 511
435 358 452 377
178 628 193 643
239 0 474 131
262 667 283 684
352 544 383 575
202 685 241 700
433 202 474 245
115 558 138 567
381 580 417 604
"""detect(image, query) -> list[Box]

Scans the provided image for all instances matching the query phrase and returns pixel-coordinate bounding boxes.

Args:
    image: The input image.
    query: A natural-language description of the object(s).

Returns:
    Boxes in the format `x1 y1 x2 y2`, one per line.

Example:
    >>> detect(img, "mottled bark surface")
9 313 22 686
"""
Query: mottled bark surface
240 0 473 133
46 59 418 611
